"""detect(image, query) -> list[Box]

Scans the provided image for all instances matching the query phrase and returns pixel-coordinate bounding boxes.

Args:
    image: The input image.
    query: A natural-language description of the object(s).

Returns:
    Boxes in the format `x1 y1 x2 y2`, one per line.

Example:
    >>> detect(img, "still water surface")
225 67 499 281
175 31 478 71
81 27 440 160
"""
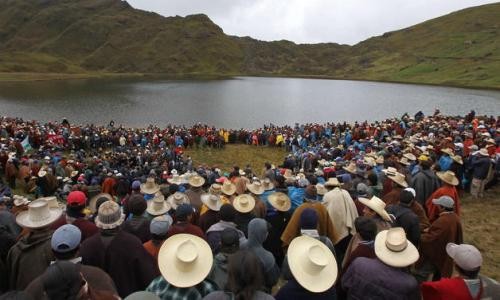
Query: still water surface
0 77 498 128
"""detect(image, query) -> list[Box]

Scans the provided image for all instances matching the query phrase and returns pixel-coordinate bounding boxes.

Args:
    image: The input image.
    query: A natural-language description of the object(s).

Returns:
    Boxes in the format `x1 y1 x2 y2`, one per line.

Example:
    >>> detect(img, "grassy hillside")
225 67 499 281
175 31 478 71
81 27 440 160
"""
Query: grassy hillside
0 0 499 88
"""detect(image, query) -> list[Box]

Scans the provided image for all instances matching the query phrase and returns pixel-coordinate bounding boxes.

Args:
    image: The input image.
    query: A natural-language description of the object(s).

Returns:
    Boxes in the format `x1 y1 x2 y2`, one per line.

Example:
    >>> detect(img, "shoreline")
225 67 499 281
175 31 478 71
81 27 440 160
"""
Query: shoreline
0 72 499 91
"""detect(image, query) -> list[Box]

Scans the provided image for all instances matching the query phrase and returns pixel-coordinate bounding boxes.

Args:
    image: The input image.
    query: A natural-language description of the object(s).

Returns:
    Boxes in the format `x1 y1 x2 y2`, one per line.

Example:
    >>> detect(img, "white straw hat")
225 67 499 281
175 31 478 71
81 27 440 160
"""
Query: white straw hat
324 177 342 187
387 172 409 188
221 180 236 196
315 184 328 196
262 178 275 191
246 181 265 195
188 175 205 187
147 192 171 216
374 228 419 267
268 192 291 212
436 170 459 186
167 192 190 210
201 193 223 212
359 196 391 221
233 194 256 213
88 193 114 214
141 178 160 194
157 234 213 288
16 199 62 229
287 235 338 293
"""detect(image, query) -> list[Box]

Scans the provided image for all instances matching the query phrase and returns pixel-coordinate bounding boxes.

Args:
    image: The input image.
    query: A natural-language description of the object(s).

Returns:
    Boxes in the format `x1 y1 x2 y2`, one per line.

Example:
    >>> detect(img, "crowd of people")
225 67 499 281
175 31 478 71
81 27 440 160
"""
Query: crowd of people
0 109 499 300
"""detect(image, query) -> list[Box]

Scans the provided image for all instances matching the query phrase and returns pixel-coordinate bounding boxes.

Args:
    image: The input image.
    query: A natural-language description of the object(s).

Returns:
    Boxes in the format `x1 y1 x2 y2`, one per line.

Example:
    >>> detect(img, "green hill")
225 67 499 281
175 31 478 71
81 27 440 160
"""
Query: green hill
0 0 499 88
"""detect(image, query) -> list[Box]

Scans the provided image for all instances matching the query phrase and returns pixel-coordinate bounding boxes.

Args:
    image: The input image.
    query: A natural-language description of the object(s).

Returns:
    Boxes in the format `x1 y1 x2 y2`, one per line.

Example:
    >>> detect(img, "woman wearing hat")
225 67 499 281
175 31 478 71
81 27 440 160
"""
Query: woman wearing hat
425 170 461 222
263 192 292 267
246 180 267 218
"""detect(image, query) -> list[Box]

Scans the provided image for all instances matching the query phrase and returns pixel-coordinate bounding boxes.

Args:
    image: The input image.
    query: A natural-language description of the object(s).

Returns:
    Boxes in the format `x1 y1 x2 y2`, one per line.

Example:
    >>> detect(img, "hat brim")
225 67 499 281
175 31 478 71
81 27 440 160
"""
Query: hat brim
140 184 160 195
89 193 113 214
247 185 265 195
158 234 213 288
16 208 62 229
233 195 256 213
288 235 338 293
146 201 171 216
268 193 291 212
359 197 391 221
221 185 236 196
388 175 409 188
436 172 459 186
95 213 125 230
167 195 190 210
374 230 419 267
188 178 205 187
201 194 223 212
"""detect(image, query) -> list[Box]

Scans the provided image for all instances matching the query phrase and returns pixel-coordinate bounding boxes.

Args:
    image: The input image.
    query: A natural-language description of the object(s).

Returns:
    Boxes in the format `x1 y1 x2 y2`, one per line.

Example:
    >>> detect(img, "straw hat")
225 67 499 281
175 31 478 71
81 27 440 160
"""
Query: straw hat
89 193 113 214
246 181 265 195
209 183 222 194
70 170 79 178
399 157 410 166
342 162 357 174
388 172 408 188
436 170 459 186
13 196 30 207
167 192 190 210
233 194 256 213
188 175 205 188
39 196 61 209
201 193 223 211
141 178 160 194
283 169 294 180
382 167 397 176
38 170 47 178
363 156 376 167
403 153 416 161
147 192 171 216
287 235 338 293
324 177 342 187
441 148 453 156
167 175 185 185
359 196 391 221
95 201 125 230
374 228 419 268
221 180 236 196
268 192 291 212
158 234 213 288
451 155 463 165
315 183 328 196
478 148 489 156
16 199 62 229
262 178 275 191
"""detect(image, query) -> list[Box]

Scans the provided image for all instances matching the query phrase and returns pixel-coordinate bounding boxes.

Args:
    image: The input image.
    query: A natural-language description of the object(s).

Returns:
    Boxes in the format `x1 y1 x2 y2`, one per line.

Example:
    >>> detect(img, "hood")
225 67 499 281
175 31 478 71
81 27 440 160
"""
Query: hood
17 229 52 251
247 218 268 246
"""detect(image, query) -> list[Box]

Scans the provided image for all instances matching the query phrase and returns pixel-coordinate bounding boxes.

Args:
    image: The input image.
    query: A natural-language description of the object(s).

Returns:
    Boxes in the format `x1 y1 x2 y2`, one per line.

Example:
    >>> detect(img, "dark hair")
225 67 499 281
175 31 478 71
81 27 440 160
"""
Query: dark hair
456 264 480 279
399 190 414 206
226 250 263 300
151 233 168 242
355 216 377 241
53 247 80 260
95 196 109 213
219 204 236 222
367 172 378 186
42 261 84 300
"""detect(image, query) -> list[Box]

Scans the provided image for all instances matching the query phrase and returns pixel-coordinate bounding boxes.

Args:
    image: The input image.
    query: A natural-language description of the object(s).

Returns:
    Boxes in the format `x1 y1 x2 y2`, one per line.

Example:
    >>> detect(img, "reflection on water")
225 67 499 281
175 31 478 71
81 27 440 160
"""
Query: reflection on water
0 77 498 128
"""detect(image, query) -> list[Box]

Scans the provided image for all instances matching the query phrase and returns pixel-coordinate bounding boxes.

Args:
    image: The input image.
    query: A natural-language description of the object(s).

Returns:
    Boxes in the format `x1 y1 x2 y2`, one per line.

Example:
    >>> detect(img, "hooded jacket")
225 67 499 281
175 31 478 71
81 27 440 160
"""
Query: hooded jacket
411 169 440 206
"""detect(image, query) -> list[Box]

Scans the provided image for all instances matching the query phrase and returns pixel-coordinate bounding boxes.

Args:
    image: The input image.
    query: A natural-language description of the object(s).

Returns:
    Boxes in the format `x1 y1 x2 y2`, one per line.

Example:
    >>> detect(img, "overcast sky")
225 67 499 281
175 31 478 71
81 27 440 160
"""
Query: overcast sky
127 0 497 45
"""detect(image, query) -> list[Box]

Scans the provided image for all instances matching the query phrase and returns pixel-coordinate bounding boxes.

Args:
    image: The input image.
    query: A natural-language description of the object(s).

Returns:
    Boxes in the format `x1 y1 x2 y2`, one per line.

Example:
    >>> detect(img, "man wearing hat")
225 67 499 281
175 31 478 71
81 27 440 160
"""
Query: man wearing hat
410 156 440 206
386 189 421 247
6 198 62 290
342 227 420 299
146 234 218 299
281 185 339 248
383 170 409 206
167 203 205 240
185 174 206 212
198 194 223 232
25 224 118 299
426 170 461 222
418 196 463 281
80 201 159 297
421 243 500 299
469 148 492 198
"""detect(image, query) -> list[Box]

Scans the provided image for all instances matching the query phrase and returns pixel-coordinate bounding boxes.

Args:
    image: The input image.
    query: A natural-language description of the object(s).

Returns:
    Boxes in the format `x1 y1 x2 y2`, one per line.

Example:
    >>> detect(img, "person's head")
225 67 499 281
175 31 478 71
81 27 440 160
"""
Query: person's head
128 194 147 216
300 208 318 230
150 215 173 242
131 180 141 191
219 203 237 222
175 203 193 222
51 224 82 260
367 172 378 186
355 216 377 241
432 195 455 213
265 162 271 170
65 191 87 218
399 189 415 207
446 243 482 279
220 228 240 254
226 250 263 300
303 185 317 202
42 261 86 300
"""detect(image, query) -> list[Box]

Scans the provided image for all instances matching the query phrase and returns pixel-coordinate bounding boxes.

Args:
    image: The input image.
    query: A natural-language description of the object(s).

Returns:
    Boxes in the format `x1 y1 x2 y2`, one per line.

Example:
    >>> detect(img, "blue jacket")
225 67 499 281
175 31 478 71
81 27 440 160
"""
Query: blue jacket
471 155 491 180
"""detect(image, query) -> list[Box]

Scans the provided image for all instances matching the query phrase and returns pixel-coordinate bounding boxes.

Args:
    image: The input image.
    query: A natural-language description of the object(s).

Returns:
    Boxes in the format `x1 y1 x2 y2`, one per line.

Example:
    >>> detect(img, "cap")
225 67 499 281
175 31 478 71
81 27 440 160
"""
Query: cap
131 180 141 190
150 215 173 235
432 195 454 209
300 208 318 230
356 183 369 197
220 228 240 249
446 243 482 271
175 203 193 219
51 224 82 253
67 191 87 206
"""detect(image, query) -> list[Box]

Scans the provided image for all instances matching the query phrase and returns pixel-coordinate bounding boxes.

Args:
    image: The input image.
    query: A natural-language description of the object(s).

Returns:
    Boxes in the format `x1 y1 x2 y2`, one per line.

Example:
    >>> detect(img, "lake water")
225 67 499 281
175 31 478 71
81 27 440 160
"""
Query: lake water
0 76 498 128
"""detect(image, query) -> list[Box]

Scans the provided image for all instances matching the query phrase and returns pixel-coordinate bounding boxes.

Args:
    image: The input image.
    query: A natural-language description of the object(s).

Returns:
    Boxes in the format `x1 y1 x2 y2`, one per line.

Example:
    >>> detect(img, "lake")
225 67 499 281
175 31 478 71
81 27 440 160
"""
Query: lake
0 76 499 128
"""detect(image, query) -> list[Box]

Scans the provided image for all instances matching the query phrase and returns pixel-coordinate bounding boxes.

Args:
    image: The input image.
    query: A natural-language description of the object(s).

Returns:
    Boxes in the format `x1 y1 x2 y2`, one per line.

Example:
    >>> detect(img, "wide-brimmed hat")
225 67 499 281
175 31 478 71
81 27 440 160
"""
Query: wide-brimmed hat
88 193 113 214
399 157 411 166
246 181 265 195
387 172 408 188
374 228 419 267
363 156 376 167
167 192 190 210
324 177 342 187
38 196 62 209
287 235 338 293
201 193 223 211
342 162 357 174
147 192 171 216
167 175 185 185
38 170 47 177
141 178 160 194
233 194 255 213
451 155 463 165
403 153 417 161
359 196 391 221
268 192 291 212
70 170 79 178
478 148 489 156
221 180 236 196
382 167 397 176
315 184 328 195
262 178 275 191
16 199 62 229
95 201 125 230
436 170 459 186
13 196 30 207
158 234 213 288
441 148 454 156
188 175 205 188
209 183 222 194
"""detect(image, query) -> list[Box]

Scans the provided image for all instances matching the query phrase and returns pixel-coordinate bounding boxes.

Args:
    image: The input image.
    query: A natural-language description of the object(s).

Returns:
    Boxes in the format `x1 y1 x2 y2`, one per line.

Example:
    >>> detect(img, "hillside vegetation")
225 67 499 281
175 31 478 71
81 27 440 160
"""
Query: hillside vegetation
0 0 499 88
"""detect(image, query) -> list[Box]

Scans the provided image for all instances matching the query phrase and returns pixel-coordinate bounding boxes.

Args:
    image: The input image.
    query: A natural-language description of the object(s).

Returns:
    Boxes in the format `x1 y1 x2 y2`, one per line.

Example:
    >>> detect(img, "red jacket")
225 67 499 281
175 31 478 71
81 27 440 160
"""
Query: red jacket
421 277 482 300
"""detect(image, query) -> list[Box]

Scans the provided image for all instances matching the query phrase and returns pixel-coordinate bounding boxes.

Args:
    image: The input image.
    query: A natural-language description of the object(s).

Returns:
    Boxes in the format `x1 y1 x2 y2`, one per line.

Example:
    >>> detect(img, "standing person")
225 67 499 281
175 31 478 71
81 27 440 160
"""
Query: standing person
341 216 377 273
342 228 420 300
421 243 500 299
167 203 205 239
383 170 408 206
146 234 218 299
80 201 159 298
185 174 206 212
418 196 463 281
411 156 440 206
386 189 421 247
426 171 461 223
7 199 62 290
206 228 241 292
233 194 257 237
263 192 292 267
143 215 173 261
121 193 151 243
276 235 338 300
206 204 246 254
469 148 492 198
199 193 223 233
